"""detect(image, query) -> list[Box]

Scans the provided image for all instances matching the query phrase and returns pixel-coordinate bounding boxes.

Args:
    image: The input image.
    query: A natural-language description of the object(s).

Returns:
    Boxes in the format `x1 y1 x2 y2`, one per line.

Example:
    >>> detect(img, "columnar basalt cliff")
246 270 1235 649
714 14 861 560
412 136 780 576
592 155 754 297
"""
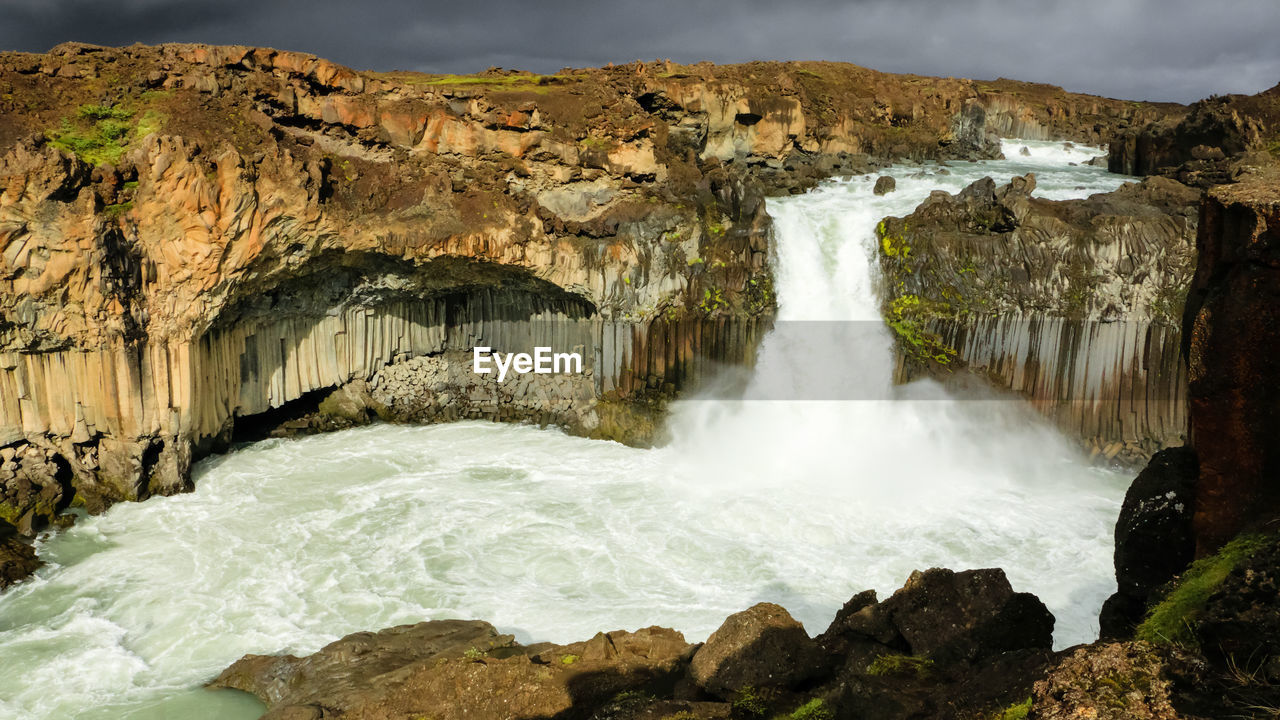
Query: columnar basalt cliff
878 173 1200 461
0 43 1178 545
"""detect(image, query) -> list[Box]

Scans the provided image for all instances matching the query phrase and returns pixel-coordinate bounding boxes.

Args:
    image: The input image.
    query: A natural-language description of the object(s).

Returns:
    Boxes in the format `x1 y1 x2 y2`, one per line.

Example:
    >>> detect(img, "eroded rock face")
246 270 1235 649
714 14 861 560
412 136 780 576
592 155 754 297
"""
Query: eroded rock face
1099 446 1198 639
1183 174 1280 553
212 620 696 720
878 173 1201 460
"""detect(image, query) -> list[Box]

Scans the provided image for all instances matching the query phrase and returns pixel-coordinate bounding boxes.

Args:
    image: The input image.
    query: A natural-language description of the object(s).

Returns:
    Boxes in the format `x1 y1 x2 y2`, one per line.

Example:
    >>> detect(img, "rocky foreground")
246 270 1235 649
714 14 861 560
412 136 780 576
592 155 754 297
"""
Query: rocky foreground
210 532 1280 720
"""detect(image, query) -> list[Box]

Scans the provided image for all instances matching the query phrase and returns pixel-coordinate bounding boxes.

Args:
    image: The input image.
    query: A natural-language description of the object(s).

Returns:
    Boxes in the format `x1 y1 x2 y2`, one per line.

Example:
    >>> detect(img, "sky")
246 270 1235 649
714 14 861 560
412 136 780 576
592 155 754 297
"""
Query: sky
1 0 1277 103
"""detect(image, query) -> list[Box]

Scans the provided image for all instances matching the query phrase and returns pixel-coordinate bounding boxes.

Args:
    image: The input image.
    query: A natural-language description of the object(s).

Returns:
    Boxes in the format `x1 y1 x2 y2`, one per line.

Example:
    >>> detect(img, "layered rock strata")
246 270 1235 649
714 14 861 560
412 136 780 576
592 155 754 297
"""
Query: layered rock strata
878 173 1200 462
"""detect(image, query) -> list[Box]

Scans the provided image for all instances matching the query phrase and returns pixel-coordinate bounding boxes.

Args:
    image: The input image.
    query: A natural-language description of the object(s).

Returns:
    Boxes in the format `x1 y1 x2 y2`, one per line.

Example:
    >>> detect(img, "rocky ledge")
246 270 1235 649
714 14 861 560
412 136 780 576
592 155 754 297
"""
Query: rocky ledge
876 172 1200 462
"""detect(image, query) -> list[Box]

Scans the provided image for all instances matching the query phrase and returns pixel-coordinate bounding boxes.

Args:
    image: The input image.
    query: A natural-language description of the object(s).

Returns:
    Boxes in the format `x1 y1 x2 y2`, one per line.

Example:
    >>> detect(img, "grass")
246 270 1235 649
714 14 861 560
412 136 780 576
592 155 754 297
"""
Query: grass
866 653 934 679
48 103 167 166
988 698 1032 720
733 685 768 717
1136 533 1270 647
782 698 833 720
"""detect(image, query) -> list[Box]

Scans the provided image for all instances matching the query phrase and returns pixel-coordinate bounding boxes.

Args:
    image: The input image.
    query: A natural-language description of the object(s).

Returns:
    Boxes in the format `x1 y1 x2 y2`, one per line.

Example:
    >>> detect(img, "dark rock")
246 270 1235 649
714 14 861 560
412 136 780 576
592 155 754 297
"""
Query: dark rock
0 522 40 590
690 602 822 699
1198 533 1280 675
1182 176 1280 553
1099 446 1198 639
820 568 1054 667
873 175 896 195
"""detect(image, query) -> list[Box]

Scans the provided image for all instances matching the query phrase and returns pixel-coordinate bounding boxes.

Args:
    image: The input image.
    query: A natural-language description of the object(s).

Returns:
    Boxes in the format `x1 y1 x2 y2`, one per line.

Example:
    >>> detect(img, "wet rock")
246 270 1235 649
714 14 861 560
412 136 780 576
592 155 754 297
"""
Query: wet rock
0 522 39 589
1019 145 1031 156
690 602 822 698
1100 446 1198 639
873 175 896 195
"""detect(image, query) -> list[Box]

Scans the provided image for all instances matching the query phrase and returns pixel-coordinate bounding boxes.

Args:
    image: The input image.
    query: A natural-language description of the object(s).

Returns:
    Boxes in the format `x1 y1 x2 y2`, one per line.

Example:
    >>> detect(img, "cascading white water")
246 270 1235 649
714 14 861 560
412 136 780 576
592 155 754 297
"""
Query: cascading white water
0 140 1134 719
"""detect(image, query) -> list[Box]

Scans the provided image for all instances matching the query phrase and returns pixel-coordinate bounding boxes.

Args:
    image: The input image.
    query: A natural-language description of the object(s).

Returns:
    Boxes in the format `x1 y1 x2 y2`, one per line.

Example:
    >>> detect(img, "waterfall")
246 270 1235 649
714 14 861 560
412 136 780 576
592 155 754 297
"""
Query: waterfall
0 140 1132 720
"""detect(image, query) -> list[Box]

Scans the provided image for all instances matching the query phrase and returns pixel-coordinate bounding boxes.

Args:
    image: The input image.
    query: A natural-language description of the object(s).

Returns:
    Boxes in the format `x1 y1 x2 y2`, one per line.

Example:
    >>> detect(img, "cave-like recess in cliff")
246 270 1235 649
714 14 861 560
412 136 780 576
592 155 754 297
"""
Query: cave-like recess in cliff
198 251 599 446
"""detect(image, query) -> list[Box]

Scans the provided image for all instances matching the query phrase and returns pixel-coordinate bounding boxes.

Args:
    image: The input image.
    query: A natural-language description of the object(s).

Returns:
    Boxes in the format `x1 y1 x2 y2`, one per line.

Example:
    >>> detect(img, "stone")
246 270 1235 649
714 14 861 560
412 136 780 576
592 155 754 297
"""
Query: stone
873 175 896 195
213 621 696 720
0 524 40 589
690 602 823 698
1031 642 1198 720
820 568 1054 667
1099 446 1198 639
1184 176 1280 553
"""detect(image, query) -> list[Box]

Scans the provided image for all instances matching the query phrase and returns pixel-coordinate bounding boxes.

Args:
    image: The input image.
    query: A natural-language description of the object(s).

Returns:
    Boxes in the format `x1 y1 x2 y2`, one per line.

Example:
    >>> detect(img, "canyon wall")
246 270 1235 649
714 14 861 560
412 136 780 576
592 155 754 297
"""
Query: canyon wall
0 42 1180 539
1183 173 1280 553
880 174 1200 462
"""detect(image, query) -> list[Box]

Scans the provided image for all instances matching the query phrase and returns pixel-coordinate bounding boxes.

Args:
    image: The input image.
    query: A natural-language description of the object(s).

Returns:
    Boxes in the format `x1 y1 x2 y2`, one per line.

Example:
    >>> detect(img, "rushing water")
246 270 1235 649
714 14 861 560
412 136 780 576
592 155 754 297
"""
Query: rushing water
0 140 1135 719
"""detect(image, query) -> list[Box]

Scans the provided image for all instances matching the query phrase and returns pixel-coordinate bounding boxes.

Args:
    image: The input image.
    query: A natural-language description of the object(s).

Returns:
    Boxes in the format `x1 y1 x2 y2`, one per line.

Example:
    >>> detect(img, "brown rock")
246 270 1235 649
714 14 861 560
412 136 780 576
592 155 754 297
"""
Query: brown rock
690 602 822 698
1031 642 1198 720
212 620 696 720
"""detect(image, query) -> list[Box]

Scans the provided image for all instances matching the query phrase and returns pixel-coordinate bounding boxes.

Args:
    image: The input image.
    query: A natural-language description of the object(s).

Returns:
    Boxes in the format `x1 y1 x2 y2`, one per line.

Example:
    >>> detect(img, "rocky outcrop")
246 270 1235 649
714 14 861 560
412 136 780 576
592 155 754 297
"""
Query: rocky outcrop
0 43 1180 548
0 521 38 589
1031 641 1199 720
878 174 1201 461
1183 173 1280 554
1098 446 1198 639
214 567 1059 720
689 602 822 698
212 620 697 720
1108 83 1280 185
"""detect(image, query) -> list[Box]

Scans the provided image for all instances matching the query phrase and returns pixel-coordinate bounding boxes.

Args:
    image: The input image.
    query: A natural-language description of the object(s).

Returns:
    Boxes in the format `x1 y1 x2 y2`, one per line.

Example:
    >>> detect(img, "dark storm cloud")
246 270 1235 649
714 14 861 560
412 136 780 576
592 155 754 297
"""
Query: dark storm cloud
1 0 1277 103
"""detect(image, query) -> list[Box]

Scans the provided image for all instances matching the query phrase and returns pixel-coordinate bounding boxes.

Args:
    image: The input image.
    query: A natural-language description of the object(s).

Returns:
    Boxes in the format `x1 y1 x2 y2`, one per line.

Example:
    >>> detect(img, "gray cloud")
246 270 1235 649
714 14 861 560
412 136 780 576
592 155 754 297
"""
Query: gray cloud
1 0 1277 103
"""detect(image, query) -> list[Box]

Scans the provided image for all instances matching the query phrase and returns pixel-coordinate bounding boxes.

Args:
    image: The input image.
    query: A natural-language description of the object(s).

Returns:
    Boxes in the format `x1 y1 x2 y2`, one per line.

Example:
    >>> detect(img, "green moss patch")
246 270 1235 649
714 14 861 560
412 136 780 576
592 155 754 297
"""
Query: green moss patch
1137 533 1271 647
48 103 167 166
866 653 934 679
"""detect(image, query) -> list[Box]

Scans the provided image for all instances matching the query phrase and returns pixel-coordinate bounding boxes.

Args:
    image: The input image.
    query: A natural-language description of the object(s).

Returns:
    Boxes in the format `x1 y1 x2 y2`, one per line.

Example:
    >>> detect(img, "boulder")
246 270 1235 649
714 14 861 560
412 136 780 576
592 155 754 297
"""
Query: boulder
1100 446 1198 639
690 602 823 698
212 620 696 720
819 568 1054 666
0 523 39 589
873 175 896 195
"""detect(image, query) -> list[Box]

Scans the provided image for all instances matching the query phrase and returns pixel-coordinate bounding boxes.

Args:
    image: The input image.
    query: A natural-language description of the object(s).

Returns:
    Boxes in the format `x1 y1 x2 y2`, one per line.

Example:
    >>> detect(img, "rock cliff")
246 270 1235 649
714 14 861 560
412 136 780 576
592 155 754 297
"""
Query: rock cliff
1183 172 1280 553
877 173 1200 461
0 43 1175 545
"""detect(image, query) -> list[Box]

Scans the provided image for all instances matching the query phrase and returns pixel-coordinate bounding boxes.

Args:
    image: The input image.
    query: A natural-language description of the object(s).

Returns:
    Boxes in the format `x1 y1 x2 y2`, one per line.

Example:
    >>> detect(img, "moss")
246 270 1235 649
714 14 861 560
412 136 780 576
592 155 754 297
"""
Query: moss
988 698 1032 720
732 685 769 717
1137 533 1271 647
866 653 934 679
884 294 958 365
785 698 834 720
103 201 133 219
559 654 579 665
